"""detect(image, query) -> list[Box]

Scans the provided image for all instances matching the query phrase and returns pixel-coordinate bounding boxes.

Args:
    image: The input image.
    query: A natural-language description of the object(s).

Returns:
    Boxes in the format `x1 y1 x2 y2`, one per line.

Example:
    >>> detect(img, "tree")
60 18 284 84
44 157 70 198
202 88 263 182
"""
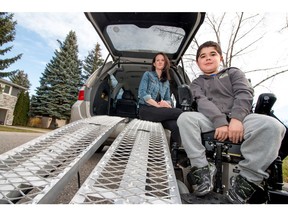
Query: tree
82 42 104 82
29 95 39 117
186 12 288 88
30 31 82 128
11 70 31 126
9 70 31 89
279 14 288 32
0 12 22 78
12 91 30 126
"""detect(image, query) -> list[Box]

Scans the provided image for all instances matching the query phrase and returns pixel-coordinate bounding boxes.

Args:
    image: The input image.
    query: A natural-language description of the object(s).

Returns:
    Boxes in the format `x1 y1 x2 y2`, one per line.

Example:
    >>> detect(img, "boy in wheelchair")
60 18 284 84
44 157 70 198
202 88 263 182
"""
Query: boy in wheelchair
177 41 286 204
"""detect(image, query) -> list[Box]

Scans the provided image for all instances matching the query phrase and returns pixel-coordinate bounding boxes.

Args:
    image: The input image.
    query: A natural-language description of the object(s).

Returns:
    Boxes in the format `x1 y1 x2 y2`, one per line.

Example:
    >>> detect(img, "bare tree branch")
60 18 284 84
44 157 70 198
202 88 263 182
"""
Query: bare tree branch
235 15 264 43
279 13 288 32
206 14 225 44
206 13 227 66
253 69 288 88
228 13 243 66
242 13 260 22
231 35 263 58
245 65 288 73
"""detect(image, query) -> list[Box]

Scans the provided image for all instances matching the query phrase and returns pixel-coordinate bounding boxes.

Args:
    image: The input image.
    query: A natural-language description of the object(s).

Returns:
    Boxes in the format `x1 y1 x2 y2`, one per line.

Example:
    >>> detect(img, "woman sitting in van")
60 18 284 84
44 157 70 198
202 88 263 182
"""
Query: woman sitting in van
138 52 182 149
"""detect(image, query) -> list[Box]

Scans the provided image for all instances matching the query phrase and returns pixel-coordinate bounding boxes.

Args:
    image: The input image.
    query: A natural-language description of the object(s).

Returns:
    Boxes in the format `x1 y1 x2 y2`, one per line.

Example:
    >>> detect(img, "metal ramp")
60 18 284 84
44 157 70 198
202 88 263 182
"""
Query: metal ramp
70 119 181 204
0 115 124 204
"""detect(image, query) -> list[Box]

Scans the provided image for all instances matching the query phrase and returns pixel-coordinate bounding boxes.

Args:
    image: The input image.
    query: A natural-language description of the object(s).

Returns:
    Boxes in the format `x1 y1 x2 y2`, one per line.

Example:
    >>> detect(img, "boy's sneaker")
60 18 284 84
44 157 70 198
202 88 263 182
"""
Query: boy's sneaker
187 163 216 196
226 175 267 204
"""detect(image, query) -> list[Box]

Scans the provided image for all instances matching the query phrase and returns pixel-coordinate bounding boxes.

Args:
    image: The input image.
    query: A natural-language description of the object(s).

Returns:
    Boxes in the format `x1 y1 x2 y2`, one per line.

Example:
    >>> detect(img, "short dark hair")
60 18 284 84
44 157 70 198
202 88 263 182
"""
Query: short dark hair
196 41 222 61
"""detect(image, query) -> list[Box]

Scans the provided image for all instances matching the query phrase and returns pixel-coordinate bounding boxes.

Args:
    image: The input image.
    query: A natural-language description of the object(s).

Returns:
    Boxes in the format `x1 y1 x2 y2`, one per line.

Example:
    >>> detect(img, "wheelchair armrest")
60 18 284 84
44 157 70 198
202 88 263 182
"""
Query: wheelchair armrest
201 131 242 145
178 84 197 111
201 131 242 159
201 131 217 142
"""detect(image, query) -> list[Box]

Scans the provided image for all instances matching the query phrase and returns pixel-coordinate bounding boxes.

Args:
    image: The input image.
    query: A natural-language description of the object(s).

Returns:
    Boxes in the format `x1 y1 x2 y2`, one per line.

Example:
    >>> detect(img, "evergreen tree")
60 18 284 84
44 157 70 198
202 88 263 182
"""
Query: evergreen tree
31 31 82 128
82 42 104 82
12 91 24 125
12 91 30 126
29 95 39 117
23 91 30 125
9 70 31 89
0 12 22 78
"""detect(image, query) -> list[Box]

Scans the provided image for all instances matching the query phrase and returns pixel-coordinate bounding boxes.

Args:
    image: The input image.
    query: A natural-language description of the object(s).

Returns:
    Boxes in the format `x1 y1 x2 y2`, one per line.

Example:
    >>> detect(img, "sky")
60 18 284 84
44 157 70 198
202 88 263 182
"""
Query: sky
5 12 107 93
1 0 288 124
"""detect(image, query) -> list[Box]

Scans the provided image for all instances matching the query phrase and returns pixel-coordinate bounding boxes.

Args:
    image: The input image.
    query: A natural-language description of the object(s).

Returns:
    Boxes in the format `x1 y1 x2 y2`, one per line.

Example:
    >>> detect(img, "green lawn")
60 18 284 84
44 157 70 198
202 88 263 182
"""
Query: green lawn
283 157 288 183
0 125 48 133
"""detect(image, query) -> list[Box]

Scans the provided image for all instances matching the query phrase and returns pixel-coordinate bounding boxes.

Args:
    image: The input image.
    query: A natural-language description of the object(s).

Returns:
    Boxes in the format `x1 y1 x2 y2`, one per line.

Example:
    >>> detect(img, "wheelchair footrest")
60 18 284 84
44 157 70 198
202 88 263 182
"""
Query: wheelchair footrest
268 190 288 204
181 191 230 204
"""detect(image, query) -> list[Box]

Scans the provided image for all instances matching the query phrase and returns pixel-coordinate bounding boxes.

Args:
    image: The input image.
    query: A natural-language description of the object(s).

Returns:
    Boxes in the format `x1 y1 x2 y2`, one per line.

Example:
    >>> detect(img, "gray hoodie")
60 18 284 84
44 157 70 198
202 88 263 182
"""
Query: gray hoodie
190 67 254 128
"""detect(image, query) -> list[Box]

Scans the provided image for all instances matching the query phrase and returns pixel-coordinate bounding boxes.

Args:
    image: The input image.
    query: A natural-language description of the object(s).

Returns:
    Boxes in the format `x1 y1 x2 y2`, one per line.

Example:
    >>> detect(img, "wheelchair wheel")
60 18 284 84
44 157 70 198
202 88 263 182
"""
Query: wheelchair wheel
177 179 190 194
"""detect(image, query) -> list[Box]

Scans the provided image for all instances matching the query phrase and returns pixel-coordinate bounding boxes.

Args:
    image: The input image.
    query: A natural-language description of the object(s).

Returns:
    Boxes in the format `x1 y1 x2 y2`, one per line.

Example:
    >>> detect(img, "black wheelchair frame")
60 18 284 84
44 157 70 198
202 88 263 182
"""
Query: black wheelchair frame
175 84 288 204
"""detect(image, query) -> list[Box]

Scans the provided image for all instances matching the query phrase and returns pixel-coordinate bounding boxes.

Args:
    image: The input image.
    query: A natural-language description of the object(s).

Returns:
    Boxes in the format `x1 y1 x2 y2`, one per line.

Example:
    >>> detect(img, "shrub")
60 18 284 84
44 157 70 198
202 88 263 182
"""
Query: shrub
28 117 42 128
283 157 288 183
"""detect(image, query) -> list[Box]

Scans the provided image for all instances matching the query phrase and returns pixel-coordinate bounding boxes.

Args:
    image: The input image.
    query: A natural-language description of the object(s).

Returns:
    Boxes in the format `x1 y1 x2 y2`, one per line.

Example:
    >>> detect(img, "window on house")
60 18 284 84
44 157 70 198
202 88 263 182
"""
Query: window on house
11 87 19 97
4 85 10 94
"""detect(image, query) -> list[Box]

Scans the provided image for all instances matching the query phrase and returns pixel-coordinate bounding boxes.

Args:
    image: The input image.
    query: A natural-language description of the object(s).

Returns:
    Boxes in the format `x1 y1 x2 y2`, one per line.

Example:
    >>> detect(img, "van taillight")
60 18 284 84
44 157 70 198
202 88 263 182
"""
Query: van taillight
78 89 85 100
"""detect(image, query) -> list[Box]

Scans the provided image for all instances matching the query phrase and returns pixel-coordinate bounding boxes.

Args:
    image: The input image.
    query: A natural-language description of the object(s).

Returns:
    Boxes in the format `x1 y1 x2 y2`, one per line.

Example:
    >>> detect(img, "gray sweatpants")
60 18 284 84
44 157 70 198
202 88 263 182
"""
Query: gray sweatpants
177 112 286 184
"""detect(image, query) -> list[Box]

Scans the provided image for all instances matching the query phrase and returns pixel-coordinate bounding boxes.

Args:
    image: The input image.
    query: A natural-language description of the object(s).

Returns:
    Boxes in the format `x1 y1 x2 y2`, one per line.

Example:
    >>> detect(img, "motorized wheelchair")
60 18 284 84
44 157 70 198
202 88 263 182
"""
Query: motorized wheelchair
173 84 288 204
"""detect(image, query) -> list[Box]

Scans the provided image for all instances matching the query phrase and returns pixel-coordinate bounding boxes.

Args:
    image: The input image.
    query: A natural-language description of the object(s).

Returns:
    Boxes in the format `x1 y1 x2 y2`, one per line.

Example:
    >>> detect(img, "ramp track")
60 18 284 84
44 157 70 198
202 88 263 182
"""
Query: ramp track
0 115 124 204
70 119 181 204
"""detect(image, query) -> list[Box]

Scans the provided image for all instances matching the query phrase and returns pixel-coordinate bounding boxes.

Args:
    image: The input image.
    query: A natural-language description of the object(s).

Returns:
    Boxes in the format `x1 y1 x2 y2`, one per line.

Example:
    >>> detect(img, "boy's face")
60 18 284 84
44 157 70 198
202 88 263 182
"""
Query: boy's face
197 46 223 75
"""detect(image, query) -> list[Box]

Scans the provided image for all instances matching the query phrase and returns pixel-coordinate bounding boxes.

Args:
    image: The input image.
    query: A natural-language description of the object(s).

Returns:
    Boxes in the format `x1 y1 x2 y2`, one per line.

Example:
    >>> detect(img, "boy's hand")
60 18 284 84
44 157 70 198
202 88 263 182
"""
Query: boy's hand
215 126 229 141
228 118 244 143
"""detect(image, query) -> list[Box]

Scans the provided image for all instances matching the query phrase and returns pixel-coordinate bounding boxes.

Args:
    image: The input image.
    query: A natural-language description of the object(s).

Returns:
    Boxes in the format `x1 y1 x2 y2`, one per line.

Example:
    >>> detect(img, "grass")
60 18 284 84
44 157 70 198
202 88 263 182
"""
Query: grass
0 125 47 133
283 157 288 183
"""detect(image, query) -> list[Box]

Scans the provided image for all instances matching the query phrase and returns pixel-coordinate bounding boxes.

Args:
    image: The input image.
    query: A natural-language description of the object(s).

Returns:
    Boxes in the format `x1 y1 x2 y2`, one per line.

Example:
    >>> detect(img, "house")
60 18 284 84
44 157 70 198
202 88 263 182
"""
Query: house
0 78 28 125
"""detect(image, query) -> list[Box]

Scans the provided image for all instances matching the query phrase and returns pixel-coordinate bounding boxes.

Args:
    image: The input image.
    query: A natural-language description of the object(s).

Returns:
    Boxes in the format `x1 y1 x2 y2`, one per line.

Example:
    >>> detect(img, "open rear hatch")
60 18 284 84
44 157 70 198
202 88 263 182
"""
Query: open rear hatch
85 12 205 64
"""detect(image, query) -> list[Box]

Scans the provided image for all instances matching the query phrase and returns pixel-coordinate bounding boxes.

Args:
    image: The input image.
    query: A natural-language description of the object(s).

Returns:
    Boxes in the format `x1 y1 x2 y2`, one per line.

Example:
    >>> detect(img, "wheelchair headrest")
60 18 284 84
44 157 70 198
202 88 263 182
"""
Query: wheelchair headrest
254 93 277 115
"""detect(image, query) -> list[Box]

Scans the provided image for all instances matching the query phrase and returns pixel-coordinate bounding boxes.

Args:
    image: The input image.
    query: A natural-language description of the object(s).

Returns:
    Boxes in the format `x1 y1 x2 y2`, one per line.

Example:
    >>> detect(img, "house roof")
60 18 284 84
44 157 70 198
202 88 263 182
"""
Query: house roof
0 78 28 90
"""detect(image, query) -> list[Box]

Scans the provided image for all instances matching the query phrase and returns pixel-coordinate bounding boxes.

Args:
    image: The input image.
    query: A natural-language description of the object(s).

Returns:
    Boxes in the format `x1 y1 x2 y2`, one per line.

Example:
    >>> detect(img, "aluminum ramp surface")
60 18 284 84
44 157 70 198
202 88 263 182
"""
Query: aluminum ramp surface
0 115 124 204
70 119 181 204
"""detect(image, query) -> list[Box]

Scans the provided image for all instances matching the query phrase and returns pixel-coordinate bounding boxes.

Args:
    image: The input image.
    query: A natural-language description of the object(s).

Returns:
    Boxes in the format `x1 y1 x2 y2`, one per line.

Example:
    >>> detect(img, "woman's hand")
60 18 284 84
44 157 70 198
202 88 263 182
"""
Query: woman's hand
146 99 161 107
146 99 171 108
158 100 172 108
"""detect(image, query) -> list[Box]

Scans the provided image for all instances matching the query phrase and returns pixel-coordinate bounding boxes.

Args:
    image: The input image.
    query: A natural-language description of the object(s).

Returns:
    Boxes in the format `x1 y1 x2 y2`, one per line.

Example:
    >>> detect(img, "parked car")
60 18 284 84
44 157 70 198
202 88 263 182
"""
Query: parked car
70 12 206 122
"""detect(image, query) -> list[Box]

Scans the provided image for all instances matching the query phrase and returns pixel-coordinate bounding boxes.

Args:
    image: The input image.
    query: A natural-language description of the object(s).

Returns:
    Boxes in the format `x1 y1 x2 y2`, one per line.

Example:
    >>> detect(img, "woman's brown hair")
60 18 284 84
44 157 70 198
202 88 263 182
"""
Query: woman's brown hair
151 52 171 82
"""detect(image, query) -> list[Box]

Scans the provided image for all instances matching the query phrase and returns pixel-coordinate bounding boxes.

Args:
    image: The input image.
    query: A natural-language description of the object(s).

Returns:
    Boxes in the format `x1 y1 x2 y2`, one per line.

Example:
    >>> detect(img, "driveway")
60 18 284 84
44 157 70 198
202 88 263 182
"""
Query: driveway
0 131 44 154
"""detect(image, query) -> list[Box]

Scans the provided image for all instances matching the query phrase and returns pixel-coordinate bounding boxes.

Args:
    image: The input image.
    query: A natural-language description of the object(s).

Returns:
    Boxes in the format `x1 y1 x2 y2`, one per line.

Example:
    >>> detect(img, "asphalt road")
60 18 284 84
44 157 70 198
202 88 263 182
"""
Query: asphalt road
0 130 105 204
